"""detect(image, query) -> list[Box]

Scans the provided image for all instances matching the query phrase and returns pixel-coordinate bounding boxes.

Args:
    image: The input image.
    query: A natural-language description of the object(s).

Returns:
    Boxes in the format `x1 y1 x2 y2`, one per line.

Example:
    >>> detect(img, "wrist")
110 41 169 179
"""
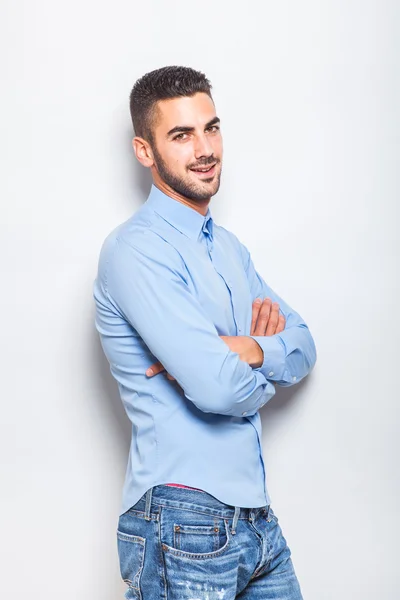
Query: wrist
247 337 264 368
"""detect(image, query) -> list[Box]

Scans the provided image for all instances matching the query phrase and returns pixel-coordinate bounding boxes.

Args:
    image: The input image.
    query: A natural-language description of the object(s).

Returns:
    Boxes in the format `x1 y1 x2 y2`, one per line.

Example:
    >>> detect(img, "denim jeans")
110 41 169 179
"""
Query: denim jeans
117 484 303 599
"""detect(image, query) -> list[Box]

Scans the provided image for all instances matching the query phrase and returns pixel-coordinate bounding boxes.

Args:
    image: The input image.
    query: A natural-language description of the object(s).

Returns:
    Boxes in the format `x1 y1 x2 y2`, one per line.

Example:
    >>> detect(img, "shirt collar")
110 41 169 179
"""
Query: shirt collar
145 184 214 242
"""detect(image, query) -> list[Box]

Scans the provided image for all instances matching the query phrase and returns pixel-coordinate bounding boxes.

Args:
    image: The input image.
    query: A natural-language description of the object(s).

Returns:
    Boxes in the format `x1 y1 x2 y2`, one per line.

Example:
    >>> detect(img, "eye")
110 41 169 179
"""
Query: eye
173 133 189 141
206 125 220 134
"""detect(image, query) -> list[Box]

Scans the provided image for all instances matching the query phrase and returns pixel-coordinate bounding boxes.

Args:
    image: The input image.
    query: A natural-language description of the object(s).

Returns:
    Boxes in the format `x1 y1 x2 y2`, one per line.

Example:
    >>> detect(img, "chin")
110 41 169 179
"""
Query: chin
195 175 221 196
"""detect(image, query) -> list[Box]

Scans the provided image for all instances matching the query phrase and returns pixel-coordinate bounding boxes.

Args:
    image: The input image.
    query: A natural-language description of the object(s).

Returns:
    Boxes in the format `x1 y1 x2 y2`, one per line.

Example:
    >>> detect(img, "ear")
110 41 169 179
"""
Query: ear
132 136 154 168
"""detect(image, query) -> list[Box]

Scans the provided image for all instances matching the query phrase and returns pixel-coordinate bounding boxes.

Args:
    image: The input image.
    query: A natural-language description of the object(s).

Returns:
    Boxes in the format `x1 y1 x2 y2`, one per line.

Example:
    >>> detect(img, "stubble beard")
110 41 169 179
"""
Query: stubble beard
151 144 222 203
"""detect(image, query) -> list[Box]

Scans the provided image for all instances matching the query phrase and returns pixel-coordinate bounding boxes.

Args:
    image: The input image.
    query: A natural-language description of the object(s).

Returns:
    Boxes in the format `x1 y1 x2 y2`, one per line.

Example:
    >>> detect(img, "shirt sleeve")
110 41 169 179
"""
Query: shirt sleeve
104 232 276 417
238 239 317 386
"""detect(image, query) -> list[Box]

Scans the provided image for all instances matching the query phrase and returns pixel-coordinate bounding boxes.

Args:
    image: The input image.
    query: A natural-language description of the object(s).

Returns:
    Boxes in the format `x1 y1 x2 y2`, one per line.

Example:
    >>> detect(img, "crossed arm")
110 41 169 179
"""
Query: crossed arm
106 233 316 417
147 297 286 380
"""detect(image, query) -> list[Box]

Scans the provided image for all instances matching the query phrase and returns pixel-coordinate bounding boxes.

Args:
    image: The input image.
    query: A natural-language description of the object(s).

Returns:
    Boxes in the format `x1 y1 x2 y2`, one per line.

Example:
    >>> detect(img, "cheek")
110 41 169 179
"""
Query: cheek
211 137 223 157
170 146 195 169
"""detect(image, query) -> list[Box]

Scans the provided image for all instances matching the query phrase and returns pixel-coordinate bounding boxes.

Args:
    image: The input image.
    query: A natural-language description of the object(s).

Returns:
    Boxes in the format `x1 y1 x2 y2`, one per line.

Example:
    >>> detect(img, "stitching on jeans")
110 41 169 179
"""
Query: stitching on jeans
120 538 146 595
247 519 264 580
123 579 140 591
127 508 159 521
161 518 233 560
117 530 146 544
250 511 279 579
158 506 168 600
152 500 249 520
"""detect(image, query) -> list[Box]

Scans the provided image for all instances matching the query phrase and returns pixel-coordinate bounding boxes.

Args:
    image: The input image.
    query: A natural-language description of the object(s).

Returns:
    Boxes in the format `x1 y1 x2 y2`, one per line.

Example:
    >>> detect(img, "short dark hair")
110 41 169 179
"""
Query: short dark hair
129 66 213 143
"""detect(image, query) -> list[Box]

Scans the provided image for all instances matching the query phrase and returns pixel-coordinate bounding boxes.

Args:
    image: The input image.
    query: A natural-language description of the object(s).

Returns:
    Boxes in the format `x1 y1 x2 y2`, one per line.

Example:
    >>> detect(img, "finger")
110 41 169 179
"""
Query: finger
146 361 165 377
275 314 286 334
253 298 272 336
250 299 262 335
166 373 176 381
266 302 280 336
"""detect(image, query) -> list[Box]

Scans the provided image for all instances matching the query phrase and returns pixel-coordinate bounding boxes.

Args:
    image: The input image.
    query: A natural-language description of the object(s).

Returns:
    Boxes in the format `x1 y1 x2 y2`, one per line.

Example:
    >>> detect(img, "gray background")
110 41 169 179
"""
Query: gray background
1 1 399 598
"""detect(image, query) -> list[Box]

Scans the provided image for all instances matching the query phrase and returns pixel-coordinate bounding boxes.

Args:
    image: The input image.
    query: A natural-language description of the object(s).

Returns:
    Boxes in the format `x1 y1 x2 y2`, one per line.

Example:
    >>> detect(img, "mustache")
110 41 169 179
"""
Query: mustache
188 156 220 170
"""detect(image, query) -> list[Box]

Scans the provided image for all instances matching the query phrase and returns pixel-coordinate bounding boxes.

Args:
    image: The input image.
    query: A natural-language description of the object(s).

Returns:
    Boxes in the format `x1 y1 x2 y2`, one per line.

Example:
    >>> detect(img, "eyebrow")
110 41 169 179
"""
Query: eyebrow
166 117 220 138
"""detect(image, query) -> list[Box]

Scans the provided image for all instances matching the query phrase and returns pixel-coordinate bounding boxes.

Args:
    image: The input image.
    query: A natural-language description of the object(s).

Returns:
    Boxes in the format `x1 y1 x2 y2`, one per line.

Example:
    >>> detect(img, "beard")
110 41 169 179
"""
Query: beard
151 144 222 202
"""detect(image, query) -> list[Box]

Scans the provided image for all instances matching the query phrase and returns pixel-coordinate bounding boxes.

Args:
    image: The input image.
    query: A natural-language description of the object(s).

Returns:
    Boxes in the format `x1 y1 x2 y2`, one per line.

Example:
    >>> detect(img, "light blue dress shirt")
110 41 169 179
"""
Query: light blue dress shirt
93 184 317 514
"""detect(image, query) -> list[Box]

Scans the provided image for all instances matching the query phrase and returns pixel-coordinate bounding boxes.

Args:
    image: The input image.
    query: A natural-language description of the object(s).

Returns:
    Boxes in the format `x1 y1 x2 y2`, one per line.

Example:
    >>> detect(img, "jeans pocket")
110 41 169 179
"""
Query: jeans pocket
173 522 226 554
161 508 232 559
161 514 238 600
117 530 146 599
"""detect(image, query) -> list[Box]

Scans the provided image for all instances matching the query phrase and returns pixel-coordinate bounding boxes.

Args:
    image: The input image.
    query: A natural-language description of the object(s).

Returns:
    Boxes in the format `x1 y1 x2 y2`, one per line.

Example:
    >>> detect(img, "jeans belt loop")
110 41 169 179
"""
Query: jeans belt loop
231 506 240 535
144 487 153 521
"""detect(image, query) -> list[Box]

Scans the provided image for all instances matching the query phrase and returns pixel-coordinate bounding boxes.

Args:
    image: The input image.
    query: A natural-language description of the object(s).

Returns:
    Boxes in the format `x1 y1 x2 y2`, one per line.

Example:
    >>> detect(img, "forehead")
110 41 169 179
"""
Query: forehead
153 93 216 132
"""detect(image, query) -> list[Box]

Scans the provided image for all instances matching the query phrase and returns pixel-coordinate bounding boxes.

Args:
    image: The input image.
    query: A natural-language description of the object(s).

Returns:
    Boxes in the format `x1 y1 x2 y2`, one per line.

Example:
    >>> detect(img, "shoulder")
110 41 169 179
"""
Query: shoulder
98 205 180 265
97 209 186 293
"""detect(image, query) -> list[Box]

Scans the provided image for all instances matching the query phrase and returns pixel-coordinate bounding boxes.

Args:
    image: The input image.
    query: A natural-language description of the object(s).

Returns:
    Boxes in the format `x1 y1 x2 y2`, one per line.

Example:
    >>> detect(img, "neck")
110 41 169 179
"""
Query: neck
152 176 210 216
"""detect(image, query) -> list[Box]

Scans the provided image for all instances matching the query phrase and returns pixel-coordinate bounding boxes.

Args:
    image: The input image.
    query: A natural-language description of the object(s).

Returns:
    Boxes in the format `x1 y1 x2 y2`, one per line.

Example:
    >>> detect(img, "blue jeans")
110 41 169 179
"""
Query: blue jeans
117 484 303 599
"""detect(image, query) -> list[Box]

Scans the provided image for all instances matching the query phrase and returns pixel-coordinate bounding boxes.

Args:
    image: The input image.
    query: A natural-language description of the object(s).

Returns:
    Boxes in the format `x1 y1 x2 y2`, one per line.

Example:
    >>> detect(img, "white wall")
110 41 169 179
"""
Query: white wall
1 1 398 598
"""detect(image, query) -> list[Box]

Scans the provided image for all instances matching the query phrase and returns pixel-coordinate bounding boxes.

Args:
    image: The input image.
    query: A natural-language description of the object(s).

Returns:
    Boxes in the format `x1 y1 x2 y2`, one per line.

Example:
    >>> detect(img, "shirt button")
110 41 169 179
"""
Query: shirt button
292 376 297 381
242 411 247 416
268 371 274 377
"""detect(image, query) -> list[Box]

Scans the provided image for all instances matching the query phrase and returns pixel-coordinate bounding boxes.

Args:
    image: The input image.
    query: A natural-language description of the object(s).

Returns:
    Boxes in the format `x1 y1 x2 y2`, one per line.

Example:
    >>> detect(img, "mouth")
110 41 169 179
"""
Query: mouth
189 163 217 179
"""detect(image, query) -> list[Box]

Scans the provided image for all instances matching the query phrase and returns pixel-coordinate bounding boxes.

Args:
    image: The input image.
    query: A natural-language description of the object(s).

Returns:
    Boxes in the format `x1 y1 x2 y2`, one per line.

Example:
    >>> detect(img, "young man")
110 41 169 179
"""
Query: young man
93 66 316 599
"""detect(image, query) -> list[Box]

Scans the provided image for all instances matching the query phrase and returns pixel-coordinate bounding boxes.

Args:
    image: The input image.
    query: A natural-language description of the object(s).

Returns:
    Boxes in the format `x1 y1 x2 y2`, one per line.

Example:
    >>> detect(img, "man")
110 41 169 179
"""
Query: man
93 65 316 599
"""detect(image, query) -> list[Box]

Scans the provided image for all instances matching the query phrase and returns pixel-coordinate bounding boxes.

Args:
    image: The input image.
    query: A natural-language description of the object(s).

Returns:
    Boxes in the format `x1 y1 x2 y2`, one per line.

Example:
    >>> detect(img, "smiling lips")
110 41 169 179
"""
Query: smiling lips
190 163 217 177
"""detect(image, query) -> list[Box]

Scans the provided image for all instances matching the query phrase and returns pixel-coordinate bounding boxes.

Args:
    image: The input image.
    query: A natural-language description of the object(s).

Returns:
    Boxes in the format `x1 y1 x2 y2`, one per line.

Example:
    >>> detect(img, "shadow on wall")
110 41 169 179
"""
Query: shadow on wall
125 128 153 206
260 375 312 439
267 376 310 411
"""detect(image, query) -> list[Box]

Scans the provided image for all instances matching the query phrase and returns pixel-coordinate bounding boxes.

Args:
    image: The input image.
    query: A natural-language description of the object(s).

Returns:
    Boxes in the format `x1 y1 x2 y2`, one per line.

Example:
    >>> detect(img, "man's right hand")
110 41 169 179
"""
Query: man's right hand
145 298 285 379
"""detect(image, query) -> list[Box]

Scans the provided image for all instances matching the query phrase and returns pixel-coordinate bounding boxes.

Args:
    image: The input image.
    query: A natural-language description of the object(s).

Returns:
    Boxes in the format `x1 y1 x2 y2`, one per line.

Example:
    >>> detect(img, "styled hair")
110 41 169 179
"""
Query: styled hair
129 66 213 143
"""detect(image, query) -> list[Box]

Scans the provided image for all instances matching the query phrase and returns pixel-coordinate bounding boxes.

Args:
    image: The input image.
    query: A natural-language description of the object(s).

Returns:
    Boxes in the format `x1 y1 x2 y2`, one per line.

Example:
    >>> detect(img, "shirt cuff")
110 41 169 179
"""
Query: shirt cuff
249 335 291 382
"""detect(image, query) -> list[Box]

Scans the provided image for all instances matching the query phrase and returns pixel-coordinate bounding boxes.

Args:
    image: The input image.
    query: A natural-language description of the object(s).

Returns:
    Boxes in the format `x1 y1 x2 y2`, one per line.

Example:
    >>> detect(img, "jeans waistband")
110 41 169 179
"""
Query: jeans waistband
140 485 270 534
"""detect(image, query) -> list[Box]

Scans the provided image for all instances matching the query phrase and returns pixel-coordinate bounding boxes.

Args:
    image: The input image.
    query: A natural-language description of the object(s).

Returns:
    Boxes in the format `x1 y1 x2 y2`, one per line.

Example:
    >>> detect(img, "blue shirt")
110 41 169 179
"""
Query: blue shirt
93 184 317 514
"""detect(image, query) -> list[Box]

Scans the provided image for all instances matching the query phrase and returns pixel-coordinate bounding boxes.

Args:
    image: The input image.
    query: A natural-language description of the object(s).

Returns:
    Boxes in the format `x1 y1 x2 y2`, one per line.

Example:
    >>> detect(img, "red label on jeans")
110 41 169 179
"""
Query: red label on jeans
165 483 205 492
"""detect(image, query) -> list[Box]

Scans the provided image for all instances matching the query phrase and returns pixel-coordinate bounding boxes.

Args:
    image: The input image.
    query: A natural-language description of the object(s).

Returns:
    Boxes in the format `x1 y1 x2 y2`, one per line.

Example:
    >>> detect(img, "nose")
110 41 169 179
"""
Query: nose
194 133 213 159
